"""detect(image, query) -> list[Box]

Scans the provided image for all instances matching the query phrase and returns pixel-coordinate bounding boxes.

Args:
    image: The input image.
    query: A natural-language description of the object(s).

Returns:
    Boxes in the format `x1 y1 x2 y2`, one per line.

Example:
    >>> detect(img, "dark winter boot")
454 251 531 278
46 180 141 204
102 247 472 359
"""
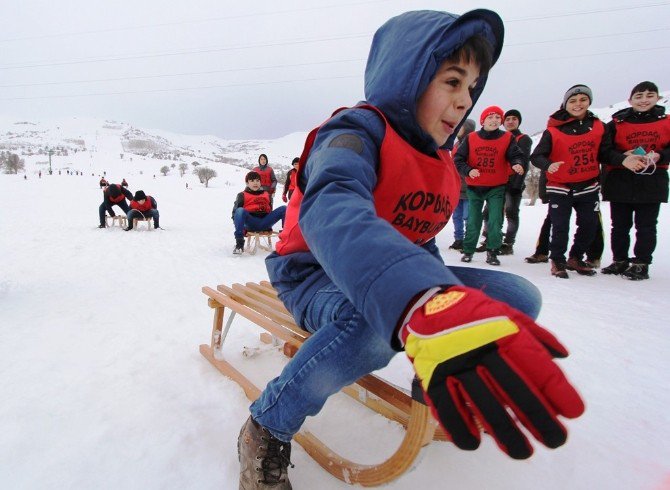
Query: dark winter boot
551 260 569 279
461 253 473 263
525 253 549 264
238 416 293 490
233 238 245 255
601 260 629 275
486 250 501 266
566 257 597 276
499 243 514 255
449 239 463 251
584 257 600 269
475 241 487 253
622 263 649 281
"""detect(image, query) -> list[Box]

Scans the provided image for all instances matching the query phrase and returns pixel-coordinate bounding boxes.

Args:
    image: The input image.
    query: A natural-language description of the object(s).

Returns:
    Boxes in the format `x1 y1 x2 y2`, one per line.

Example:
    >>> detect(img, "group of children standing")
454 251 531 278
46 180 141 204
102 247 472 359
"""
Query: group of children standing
448 81 667 280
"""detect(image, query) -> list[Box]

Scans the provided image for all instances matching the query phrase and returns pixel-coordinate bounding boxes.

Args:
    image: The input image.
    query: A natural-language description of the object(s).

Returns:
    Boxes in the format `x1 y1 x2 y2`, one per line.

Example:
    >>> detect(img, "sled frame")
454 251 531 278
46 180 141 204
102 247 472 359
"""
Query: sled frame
200 280 446 487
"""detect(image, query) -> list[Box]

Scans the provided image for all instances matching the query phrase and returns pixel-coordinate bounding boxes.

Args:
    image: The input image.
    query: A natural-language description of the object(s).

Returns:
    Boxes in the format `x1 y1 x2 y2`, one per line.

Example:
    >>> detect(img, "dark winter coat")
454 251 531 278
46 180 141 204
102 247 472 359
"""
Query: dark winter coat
102 184 133 205
507 129 532 193
601 105 669 203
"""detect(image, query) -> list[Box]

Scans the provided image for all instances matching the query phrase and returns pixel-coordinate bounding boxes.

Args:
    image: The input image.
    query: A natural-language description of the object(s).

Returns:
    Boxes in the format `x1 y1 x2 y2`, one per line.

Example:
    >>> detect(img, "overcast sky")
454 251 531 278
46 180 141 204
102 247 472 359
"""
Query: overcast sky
2 0 668 139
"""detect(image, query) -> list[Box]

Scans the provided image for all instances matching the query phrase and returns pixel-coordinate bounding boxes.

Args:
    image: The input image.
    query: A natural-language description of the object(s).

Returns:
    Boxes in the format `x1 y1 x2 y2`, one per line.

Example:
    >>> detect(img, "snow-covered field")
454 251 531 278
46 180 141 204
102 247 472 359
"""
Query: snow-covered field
1 109 669 489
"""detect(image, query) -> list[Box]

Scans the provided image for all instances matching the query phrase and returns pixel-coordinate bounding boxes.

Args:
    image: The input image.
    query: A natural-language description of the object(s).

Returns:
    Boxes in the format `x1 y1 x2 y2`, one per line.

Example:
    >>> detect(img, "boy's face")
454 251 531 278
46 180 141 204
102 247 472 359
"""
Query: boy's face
483 114 502 131
292 162 299 169
416 59 480 147
503 116 520 131
138 199 146 204
629 90 660 112
259 156 267 165
565 94 590 119
247 179 261 191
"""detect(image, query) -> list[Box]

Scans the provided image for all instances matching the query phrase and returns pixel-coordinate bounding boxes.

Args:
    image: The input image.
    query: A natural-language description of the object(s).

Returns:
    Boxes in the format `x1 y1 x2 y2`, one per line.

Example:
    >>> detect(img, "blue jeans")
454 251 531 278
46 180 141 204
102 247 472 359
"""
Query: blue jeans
127 208 159 228
99 200 130 226
233 206 286 239
250 266 542 442
452 198 469 240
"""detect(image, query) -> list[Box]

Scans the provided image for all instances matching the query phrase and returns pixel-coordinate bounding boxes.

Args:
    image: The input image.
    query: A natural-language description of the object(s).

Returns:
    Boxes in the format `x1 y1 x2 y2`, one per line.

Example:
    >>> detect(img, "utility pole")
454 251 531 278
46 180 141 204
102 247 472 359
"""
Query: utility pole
48 149 54 174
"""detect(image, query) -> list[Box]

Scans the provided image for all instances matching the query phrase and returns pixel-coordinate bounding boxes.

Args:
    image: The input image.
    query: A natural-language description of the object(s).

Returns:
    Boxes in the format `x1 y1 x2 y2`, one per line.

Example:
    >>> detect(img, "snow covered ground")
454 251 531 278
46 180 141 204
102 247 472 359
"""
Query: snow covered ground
1 133 669 489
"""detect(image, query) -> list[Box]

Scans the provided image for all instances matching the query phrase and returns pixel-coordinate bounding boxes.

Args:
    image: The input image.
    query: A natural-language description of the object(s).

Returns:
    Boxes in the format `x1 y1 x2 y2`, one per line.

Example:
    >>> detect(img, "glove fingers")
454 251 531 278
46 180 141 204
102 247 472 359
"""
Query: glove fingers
457 368 533 459
501 330 585 419
483 350 569 449
519 316 568 358
426 376 481 451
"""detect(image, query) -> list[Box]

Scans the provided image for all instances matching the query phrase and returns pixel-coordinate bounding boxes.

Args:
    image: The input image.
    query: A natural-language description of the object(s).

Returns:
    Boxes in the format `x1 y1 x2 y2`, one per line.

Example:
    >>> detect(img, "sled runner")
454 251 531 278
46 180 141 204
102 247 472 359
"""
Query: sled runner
132 217 154 230
105 215 127 228
200 280 448 486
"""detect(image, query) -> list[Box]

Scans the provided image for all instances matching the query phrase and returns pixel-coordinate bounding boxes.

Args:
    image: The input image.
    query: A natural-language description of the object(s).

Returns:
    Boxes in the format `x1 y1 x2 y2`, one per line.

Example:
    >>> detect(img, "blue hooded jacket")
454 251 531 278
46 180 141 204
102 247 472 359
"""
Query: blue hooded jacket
265 10 504 344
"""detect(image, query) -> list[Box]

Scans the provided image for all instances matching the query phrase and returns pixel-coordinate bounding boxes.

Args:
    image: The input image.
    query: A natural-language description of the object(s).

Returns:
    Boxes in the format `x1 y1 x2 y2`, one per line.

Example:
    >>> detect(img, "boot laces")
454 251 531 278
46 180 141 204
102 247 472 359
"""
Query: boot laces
258 436 294 485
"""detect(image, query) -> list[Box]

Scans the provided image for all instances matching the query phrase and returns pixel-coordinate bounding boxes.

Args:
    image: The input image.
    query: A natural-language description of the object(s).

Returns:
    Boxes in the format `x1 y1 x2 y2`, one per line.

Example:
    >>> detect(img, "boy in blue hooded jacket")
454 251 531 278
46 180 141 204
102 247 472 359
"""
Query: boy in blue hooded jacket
237 10 585 489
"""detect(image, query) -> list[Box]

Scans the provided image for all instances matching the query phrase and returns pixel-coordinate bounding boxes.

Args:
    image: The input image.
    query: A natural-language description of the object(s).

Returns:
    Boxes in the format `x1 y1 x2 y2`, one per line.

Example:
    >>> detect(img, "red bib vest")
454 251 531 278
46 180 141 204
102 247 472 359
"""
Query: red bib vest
614 117 670 154
243 190 271 213
288 169 297 192
107 185 125 203
465 131 513 186
547 119 604 183
253 166 274 189
275 105 461 255
131 196 153 212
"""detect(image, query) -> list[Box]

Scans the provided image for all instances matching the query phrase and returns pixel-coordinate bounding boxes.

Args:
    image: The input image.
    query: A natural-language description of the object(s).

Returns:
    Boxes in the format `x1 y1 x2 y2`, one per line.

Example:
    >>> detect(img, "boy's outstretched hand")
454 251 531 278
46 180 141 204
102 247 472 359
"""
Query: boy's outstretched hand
400 286 585 459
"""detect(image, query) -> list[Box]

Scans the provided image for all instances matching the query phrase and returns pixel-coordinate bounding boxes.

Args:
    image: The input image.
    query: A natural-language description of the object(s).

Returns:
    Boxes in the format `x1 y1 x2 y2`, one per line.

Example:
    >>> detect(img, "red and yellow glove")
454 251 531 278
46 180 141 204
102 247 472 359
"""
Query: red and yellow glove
400 285 585 459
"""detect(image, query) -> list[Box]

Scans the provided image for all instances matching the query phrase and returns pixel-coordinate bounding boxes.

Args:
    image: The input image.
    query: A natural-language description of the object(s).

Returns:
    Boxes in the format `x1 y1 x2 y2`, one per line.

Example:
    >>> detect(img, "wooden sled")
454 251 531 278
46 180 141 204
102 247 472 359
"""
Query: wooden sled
105 215 127 228
132 217 153 230
200 280 449 487
244 231 278 255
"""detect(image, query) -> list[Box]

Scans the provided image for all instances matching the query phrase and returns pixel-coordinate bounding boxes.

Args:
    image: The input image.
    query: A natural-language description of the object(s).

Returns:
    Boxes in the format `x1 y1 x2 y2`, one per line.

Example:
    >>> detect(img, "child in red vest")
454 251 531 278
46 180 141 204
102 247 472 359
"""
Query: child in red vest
281 157 299 202
531 84 644 278
232 171 286 254
236 10 585 489
124 190 159 230
98 183 133 228
454 105 525 265
252 154 278 206
600 81 669 280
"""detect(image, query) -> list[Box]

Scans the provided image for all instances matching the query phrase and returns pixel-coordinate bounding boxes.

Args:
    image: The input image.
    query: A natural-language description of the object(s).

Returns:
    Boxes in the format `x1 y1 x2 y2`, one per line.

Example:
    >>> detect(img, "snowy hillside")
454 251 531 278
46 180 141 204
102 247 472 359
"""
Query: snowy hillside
0 115 307 175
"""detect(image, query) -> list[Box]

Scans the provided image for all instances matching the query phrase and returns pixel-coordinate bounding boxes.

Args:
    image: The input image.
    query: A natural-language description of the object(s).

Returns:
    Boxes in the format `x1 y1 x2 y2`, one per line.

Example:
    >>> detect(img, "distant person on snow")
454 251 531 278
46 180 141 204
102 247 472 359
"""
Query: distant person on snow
231 171 286 254
121 178 129 188
98 183 133 228
600 80 670 280
125 190 160 230
252 153 278 206
99 177 108 188
282 157 300 202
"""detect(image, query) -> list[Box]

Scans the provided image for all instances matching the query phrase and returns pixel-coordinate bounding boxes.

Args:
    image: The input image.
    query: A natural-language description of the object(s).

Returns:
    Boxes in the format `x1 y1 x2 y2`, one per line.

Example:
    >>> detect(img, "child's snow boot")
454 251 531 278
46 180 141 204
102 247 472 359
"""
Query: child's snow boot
601 260 629 275
238 416 293 489
551 260 569 279
622 262 649 281
486 250 501 266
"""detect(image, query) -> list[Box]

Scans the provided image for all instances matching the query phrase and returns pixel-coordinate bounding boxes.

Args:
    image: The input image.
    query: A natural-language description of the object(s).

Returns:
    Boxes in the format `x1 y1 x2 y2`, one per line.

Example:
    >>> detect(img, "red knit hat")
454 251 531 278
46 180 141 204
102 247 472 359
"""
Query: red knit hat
479 105 504 125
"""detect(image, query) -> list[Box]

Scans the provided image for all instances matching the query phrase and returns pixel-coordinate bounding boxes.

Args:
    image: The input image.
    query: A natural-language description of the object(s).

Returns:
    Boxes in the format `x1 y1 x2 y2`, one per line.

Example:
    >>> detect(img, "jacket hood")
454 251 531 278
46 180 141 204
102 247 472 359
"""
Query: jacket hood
364 9 504 153
547 108 599 128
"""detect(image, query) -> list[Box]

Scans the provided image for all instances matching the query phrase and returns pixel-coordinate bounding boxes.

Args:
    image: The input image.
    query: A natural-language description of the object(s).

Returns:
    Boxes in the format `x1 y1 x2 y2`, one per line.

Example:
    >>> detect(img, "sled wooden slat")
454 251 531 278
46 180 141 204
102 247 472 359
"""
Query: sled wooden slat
200 281 447 486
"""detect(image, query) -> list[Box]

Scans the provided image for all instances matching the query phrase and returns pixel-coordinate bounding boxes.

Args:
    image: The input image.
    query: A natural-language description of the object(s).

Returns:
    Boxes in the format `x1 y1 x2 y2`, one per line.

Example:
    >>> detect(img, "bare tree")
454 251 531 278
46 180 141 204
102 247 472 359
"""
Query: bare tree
3 153 25 174
196 167 217 187
160 165 170 176
178 163 188 177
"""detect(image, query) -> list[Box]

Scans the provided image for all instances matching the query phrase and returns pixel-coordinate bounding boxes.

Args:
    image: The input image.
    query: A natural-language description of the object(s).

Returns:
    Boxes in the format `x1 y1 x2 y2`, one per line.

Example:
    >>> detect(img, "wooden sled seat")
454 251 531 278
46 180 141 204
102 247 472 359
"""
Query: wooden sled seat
201 280 449 487
244 231 278 254
132 217 153 230
105 215 127 227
